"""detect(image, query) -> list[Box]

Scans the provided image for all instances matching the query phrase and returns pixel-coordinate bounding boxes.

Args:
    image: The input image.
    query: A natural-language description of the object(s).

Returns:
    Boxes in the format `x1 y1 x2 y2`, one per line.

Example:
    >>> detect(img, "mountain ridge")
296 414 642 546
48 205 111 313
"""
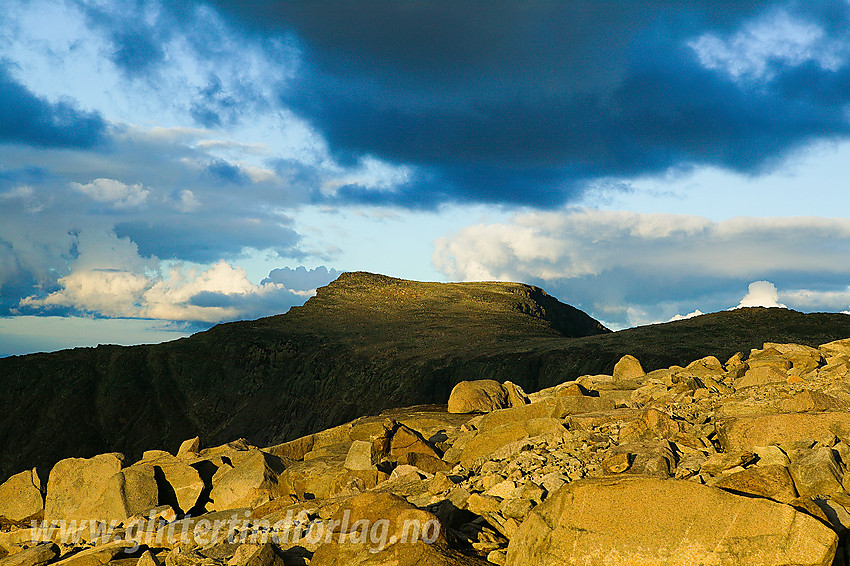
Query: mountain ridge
2 272 850 483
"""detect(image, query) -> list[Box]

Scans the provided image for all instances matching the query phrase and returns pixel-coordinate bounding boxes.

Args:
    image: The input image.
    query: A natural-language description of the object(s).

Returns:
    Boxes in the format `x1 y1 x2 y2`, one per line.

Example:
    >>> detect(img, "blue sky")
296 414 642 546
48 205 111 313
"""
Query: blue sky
2 0 850 356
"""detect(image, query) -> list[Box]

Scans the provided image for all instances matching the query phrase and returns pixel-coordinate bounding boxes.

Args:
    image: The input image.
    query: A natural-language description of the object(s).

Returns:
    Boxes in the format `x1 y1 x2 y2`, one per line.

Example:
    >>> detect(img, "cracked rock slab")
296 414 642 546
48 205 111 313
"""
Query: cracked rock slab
506 475 837 566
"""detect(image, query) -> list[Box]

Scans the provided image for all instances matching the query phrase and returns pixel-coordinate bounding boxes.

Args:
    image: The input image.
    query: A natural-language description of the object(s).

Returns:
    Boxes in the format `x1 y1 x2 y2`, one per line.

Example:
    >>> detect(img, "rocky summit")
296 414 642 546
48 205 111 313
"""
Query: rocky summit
6 338 850 564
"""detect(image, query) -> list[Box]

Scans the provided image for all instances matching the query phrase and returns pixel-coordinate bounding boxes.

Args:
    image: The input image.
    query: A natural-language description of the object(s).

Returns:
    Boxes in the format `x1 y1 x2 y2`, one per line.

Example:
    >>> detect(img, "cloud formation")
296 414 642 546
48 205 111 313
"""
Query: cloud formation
0 61 107 149
18 227 326 323
13 0 843 209
735 280 787 308
227 0 850 206
73 178 150 208
5 0 850 355
433 209 850 326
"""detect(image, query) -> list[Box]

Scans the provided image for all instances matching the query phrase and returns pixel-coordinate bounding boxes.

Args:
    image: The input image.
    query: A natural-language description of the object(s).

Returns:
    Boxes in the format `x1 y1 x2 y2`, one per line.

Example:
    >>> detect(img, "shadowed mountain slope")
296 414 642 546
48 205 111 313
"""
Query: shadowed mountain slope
2 271 850 481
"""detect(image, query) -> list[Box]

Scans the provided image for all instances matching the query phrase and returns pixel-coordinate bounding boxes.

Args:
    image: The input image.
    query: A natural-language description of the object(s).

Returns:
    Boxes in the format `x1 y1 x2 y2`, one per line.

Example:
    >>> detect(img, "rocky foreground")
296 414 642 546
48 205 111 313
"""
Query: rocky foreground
6 339 850 564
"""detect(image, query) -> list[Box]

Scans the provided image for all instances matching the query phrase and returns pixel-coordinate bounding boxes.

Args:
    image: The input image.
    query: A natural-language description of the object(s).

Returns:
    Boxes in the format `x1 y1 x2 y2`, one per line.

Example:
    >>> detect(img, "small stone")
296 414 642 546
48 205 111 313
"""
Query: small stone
176 436 200 458
485 480 516 499
713 464 798 504
0 542 58 566
753 445 791 467
500 497 535 521
487 549 507 566
389 464 425 481
467 493 502 515
137 550 161 566
343 440 377 470
601 452 631 474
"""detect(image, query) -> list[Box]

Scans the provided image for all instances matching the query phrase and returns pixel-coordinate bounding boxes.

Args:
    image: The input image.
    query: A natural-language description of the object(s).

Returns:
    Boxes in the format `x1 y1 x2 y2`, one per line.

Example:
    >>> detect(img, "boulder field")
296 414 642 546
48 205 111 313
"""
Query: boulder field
5 338 850 565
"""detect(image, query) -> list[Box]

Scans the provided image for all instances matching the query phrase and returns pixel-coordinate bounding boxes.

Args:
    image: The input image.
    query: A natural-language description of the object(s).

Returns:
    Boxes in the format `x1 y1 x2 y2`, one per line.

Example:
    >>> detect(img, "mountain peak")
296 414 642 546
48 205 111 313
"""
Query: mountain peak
281 272 609 353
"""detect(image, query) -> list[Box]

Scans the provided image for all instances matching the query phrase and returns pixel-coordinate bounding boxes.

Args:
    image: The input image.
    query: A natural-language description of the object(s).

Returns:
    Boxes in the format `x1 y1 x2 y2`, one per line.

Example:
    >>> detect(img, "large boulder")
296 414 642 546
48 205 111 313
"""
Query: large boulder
278 458 386 501
344 440 379 471
209 450 288 511
388 424 441 462
820 338 850 357
310 492 488 565
460 418 565 468
618 408 682 443
132 453 205 515
89 466 159 523
613 354 645 381
0 468 43 521
780 391 846 413
506 476 837 566
44 453 157 523
475 397 613 433
736 365 788 388
447 380 509 413
713 464 798 504
717 413 850 452
788 447 845 499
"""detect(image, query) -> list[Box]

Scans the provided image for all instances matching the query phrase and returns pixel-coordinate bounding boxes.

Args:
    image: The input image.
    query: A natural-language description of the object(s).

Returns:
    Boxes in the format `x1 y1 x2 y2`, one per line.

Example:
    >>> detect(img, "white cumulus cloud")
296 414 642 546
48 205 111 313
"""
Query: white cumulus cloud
72 178 150 208
19 228 321 323
734 281 787 309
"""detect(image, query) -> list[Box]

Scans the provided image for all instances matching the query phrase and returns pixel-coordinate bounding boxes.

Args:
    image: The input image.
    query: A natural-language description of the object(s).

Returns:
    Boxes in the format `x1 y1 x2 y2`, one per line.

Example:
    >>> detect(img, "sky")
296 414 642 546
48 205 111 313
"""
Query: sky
2 0 850 356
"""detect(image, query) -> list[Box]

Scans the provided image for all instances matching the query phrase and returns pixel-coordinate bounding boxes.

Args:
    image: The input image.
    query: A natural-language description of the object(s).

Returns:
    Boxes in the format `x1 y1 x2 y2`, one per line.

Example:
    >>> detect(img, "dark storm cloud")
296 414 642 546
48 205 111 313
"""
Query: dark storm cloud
0 61 107 149
79 3 169 78
167 0 850 207
110 29 167 76
204 159 248 185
